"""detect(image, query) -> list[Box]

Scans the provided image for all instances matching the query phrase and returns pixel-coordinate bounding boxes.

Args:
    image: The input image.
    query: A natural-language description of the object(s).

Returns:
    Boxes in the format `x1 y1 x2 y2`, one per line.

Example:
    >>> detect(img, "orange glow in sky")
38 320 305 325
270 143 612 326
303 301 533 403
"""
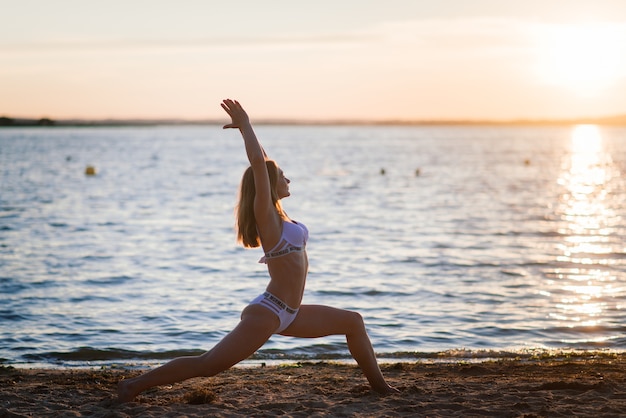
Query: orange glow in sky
1 1 626 121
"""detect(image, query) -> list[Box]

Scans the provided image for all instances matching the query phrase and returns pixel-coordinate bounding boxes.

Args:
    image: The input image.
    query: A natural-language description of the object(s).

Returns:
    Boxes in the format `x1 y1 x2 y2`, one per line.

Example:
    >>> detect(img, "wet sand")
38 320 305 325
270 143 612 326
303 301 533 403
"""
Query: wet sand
1 353 625 417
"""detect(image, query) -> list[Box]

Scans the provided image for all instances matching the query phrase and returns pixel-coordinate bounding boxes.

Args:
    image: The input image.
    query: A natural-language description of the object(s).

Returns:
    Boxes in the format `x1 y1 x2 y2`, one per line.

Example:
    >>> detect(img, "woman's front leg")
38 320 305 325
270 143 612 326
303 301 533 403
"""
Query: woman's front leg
279 305 397 394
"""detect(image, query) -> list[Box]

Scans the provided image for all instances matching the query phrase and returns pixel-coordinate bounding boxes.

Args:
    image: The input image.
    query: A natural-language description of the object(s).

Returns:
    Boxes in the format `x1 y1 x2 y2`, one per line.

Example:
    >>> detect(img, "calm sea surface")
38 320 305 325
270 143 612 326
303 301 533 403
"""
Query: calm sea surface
1 124 625 367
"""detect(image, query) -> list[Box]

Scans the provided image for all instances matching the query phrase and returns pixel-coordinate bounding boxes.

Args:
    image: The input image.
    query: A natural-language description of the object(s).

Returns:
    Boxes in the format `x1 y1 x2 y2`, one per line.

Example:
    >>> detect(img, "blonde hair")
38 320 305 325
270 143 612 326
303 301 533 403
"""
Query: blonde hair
236 160 284 247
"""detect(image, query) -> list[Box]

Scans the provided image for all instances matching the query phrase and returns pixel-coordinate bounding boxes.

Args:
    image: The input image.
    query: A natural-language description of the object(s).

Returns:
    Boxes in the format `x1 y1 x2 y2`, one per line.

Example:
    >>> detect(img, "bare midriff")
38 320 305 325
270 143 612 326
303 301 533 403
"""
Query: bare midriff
265 251 308 309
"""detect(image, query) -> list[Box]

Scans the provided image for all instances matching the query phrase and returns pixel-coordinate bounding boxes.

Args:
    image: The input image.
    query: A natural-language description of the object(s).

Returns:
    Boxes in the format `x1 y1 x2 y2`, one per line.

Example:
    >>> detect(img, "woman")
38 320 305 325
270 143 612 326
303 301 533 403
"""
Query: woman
117 99 396 403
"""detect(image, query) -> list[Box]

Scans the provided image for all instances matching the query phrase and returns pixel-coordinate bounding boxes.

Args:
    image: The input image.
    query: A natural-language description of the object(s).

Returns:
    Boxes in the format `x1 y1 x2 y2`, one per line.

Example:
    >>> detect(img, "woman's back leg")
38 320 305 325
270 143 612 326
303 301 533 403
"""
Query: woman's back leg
117 305 278 402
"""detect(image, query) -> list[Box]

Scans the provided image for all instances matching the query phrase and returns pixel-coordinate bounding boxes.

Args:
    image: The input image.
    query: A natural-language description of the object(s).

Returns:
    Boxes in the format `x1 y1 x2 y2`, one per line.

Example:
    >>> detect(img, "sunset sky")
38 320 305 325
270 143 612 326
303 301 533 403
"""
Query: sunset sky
2 0 626 121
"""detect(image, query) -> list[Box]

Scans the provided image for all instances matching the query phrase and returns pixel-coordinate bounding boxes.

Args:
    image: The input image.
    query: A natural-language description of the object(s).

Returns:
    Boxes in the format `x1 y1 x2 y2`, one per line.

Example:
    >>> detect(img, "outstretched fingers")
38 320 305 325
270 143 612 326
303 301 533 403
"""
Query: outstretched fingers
221 99 247 129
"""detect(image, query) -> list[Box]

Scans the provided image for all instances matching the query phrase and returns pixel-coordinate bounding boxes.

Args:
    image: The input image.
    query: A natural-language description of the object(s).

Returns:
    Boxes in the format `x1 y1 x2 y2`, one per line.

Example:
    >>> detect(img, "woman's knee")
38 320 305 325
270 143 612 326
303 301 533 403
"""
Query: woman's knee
345 310 366 331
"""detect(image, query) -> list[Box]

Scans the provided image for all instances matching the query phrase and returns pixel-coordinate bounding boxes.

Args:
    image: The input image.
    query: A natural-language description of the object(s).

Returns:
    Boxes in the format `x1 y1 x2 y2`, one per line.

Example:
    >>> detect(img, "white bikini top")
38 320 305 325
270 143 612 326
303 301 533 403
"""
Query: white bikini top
258 220 309 264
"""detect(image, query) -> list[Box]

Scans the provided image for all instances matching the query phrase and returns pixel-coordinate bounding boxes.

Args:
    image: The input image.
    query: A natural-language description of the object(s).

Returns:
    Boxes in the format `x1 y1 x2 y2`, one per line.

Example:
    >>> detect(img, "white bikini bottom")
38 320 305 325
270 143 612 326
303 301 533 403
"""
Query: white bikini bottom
249 291 299 333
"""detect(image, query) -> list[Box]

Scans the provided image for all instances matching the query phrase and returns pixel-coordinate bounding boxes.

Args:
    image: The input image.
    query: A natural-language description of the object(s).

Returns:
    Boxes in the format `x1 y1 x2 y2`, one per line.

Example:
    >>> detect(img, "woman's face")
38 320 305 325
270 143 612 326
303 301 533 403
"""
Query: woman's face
276 168 290 199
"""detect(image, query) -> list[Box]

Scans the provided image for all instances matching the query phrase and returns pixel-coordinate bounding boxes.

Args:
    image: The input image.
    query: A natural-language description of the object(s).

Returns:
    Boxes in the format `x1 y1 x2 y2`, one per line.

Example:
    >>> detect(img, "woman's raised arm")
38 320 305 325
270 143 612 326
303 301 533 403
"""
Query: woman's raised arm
221 99 278 232
221 99 268 163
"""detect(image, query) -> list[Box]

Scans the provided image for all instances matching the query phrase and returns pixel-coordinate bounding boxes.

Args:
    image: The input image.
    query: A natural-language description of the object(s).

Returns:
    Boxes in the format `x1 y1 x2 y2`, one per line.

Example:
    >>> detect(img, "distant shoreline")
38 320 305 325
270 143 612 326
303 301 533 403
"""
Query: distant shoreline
2 114 626 127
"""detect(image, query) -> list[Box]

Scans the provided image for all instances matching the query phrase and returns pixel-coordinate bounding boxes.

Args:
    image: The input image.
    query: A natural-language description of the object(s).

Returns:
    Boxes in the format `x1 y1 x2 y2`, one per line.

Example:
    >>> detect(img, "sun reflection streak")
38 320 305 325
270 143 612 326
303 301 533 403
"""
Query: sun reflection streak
547 125 622 333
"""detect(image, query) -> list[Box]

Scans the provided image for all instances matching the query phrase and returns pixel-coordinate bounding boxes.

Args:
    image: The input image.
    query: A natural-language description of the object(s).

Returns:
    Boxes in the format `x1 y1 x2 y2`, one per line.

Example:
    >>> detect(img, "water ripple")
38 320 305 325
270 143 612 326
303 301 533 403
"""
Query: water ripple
1 125 625 366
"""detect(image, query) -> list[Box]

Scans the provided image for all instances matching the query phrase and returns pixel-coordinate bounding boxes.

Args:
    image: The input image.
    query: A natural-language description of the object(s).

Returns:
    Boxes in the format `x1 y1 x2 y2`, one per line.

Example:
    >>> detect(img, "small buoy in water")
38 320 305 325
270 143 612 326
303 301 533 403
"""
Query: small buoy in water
85 165 96 176
380 168 386 175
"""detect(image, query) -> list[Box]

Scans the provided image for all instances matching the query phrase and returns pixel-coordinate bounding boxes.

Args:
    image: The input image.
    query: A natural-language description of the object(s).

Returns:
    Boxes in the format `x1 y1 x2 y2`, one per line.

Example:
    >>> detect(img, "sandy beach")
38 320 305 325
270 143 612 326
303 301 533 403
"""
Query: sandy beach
1 353 625 417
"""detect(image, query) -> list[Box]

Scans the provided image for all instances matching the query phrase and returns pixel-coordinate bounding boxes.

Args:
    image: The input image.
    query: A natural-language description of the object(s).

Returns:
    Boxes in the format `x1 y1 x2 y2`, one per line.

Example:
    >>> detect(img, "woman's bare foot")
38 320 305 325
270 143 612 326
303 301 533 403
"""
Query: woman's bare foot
373 383 400 395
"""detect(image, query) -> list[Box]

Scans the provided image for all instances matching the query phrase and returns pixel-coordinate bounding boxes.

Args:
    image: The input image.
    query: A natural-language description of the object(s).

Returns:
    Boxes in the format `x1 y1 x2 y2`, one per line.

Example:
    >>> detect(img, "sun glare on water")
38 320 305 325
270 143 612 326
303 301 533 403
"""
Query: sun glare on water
547 125 622 334
533 23 626 96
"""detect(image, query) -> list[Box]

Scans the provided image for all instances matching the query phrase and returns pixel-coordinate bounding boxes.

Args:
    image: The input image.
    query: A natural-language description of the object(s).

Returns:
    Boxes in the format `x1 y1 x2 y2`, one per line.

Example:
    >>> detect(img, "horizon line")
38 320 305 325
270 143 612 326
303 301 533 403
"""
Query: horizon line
2 113 626 127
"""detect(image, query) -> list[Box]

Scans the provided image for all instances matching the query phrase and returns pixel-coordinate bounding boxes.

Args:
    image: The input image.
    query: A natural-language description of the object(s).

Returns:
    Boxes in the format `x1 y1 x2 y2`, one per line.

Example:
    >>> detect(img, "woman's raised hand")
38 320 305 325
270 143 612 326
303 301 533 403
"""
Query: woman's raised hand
221 99 250 129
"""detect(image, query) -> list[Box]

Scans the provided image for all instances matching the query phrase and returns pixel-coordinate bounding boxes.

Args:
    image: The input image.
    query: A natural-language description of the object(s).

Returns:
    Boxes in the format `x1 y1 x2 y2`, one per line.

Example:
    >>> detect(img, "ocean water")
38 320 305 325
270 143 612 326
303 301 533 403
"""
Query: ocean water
1 124 625 367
